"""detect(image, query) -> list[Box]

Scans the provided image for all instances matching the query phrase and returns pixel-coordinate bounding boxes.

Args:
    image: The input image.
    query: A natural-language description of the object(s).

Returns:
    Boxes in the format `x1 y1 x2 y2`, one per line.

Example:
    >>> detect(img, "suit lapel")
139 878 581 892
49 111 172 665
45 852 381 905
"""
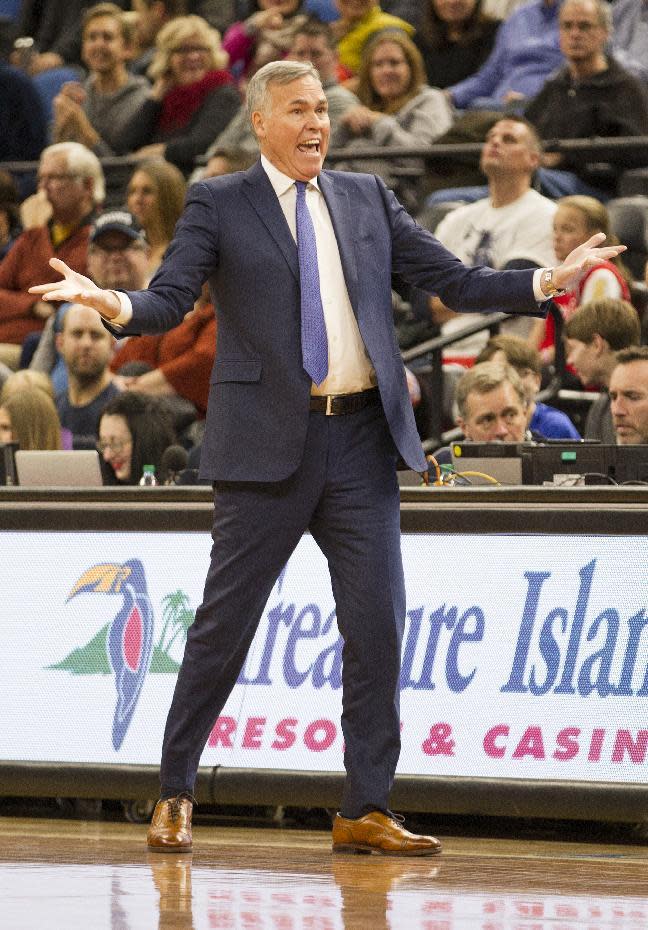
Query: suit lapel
242 161 299 282
319 171 360 314
240 165 360 307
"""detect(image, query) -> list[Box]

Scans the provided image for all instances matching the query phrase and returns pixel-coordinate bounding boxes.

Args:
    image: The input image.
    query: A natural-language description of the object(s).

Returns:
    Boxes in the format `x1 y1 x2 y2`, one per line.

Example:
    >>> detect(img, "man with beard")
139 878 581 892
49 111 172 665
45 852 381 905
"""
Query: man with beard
609 346 648 446
52 210 151 444
55 302 120 447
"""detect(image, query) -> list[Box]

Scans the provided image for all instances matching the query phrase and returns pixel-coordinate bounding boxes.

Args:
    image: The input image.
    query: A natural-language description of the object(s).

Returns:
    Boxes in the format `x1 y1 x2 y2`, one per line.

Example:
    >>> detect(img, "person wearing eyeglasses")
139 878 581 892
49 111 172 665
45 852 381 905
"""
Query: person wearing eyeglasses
97 391 176 484
0 141 103 371
525 0 648 200
120 14 240 175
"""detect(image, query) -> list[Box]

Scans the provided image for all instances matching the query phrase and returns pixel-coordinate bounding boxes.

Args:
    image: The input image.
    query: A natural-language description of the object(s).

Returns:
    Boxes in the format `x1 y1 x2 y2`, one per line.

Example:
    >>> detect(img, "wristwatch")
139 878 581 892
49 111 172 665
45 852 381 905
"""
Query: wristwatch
540 268 566 298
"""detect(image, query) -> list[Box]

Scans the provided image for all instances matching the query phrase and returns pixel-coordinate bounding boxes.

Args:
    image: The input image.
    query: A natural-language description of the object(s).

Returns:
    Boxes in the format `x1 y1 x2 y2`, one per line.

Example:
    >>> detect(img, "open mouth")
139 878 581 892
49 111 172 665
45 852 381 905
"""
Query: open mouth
298 140 321 154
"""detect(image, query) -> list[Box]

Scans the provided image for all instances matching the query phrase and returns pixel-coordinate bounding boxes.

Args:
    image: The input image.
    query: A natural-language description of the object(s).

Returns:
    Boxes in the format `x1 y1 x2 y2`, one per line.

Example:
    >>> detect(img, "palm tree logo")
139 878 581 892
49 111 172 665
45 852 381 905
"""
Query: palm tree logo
151 591 195 672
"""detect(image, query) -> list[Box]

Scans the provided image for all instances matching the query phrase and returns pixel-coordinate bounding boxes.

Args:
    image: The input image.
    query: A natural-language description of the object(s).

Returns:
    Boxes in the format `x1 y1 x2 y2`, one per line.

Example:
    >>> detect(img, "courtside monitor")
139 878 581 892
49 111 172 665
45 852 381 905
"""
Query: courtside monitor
611 444 648 484
520 442 613 486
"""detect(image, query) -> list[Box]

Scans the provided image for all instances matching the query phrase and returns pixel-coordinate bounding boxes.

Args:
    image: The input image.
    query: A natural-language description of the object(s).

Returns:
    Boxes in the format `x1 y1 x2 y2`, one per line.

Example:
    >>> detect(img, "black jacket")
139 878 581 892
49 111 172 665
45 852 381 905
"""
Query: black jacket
526 57 648 190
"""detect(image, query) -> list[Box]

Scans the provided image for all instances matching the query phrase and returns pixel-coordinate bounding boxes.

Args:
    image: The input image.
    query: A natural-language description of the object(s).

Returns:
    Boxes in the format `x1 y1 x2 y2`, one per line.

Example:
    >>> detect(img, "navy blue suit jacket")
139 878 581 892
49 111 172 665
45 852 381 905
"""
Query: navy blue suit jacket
120 161 544 481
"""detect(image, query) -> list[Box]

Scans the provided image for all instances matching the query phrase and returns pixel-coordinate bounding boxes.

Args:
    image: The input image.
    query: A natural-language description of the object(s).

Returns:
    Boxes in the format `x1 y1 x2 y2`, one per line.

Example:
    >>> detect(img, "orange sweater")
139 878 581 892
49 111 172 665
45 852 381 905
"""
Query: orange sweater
110 302 216 417
0 221 91 345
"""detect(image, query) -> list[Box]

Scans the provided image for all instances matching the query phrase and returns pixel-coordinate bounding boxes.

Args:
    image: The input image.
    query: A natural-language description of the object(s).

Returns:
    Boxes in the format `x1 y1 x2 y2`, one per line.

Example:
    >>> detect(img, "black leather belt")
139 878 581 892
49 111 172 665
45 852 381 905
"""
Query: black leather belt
309 386 380 416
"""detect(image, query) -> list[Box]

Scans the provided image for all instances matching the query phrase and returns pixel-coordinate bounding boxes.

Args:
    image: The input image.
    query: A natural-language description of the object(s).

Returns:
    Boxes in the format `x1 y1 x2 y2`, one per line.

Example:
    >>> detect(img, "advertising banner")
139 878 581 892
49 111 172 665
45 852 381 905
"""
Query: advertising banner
1 531 646 784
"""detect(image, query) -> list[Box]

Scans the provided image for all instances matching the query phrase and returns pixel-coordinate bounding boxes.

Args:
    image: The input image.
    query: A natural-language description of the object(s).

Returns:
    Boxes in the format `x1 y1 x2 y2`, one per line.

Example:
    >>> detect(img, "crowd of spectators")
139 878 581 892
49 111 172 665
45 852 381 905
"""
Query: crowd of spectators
1 0 648 484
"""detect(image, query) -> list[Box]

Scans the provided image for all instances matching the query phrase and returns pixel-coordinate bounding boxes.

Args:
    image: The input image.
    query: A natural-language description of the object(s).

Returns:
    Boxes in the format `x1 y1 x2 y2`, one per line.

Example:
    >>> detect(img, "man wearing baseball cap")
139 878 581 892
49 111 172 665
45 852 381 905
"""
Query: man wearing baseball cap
53 211 150 446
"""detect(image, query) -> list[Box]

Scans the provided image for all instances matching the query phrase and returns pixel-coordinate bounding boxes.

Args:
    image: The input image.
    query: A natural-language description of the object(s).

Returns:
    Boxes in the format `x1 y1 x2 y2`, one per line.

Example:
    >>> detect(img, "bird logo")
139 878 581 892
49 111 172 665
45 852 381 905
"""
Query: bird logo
67 559 154 750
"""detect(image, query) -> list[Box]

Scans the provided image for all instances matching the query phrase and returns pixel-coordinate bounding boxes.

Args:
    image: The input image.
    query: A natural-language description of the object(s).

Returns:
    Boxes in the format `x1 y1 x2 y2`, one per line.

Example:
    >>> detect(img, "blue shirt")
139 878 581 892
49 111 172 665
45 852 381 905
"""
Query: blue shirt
450 0 564 109
56 382 121 446
611 0 648 83
303 0 339 21
530 401 580 440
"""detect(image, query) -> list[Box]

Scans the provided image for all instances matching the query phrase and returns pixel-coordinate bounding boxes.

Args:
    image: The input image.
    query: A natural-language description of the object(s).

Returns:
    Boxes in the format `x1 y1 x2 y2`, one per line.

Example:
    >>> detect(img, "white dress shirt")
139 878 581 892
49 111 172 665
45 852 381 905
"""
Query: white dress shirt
110 157 550 384
260 155 375 396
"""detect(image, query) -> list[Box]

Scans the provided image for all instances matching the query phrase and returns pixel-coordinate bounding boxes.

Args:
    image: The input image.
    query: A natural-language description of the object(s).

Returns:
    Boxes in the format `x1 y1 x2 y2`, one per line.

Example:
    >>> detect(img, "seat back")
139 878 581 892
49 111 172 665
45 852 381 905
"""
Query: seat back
606 196 648 280
32 66 82 123
415 201 467 234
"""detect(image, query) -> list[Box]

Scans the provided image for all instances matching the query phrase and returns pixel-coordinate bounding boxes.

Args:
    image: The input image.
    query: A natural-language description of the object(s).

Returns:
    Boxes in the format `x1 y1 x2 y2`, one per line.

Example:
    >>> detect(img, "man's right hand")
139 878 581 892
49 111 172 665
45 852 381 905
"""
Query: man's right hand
28 258 122 321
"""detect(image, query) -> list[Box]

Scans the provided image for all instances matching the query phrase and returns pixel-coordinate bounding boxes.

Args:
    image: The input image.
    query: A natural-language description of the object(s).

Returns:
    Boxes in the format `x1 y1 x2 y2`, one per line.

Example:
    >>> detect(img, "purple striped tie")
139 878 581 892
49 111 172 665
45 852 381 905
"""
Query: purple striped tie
295 180 328 385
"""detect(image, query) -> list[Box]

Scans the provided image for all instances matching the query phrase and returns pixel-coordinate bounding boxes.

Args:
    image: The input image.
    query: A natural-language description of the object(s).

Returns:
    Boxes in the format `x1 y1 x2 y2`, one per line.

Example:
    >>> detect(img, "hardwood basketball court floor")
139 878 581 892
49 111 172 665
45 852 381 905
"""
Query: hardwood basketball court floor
1 811 648 929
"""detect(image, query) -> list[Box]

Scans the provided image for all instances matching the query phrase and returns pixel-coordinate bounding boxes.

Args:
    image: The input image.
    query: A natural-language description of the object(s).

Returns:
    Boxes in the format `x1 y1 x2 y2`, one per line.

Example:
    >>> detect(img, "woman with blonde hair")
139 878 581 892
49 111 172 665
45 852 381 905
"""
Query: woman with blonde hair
126 159 187 275
0 388 62 451
120 15 240 174
530 195 633 363
334 31 452 208
1 369 56 400
1 370 73 448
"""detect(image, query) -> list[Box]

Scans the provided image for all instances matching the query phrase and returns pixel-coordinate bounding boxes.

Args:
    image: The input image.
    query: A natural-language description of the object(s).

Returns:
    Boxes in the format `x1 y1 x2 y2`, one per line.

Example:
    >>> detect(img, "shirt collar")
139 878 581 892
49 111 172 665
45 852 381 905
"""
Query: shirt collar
261 154 321 196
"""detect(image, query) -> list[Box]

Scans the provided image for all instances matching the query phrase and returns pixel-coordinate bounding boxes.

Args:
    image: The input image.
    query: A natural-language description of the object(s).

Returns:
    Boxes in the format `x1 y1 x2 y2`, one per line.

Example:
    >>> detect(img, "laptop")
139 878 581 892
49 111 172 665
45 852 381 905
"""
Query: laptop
450 441 525 485
14 450 104 487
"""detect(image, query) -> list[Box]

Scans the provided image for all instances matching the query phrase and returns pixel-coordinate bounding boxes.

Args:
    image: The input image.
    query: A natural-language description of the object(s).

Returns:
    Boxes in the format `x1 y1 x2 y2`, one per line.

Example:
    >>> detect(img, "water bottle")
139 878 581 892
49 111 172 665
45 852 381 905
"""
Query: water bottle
139 464 157 486
13 37 35 71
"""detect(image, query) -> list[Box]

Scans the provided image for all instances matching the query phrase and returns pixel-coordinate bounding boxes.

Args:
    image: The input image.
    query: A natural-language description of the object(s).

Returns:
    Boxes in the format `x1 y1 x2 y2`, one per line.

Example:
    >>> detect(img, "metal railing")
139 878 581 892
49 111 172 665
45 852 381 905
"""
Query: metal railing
324 135 648 164
401 304 566 449
3 133 648 186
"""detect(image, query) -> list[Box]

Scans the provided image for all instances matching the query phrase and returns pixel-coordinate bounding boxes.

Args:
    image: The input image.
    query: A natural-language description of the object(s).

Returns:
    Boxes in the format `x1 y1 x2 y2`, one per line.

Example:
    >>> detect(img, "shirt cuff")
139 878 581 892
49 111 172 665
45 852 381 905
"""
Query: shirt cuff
533 268 549 302
109 290 133 327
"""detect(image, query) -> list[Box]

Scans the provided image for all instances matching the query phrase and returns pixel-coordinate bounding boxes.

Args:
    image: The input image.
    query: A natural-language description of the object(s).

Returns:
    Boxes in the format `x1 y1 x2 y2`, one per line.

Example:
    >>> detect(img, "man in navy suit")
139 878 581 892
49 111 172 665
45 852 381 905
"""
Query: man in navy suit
31 60 624 856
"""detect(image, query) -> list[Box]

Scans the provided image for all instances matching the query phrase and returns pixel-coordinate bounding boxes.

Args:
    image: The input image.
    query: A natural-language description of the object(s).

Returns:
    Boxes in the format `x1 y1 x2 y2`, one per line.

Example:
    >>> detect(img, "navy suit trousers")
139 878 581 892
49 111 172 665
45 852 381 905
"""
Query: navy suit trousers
160 399 406 817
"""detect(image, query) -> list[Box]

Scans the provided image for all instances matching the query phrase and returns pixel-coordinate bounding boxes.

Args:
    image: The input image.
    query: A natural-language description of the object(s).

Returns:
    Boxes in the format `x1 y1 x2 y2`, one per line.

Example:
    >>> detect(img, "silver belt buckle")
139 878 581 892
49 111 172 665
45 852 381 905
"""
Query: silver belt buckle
326 394 334 415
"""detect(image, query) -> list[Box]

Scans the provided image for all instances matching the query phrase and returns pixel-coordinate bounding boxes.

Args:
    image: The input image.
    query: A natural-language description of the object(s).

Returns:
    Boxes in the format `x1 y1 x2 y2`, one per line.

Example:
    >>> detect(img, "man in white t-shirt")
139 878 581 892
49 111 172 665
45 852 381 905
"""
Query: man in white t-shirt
428 117 558 356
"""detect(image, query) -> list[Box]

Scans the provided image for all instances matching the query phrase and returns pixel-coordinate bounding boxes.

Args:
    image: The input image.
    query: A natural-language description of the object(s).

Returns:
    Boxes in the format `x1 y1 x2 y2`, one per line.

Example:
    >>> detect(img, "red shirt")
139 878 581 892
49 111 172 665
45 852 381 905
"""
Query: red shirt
110 302 216 417
0 220 90 345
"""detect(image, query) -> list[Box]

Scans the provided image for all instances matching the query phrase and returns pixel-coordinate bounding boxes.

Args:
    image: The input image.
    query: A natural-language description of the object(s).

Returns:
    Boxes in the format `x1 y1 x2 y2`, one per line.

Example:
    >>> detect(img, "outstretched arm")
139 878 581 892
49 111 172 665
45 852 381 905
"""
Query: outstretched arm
28 258 123 321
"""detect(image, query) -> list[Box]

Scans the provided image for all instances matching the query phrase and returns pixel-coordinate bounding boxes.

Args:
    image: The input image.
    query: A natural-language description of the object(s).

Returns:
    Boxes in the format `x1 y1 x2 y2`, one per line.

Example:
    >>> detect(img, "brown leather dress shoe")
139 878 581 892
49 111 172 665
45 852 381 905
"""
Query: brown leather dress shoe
332 811 442 856
147 796 193 853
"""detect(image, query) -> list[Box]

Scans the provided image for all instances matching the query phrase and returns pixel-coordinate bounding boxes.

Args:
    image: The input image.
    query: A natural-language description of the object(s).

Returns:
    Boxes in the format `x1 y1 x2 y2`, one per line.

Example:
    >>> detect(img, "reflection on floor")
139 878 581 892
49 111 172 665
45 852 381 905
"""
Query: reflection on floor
1 816 648 929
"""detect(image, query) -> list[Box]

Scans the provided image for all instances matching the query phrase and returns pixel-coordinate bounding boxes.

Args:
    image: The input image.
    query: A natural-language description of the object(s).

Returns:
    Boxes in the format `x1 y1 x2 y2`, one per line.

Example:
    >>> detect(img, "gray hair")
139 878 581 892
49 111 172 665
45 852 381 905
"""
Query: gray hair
246 60 321 127
560 0 613 32
456 361 528 421
41 142 105 205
